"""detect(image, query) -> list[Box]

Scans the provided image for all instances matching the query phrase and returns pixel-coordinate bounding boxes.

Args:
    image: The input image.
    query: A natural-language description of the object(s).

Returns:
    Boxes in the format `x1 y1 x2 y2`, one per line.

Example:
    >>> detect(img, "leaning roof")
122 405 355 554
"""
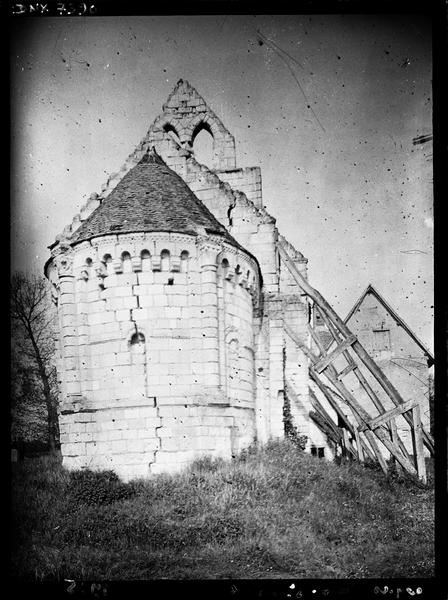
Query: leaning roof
69 148 240 249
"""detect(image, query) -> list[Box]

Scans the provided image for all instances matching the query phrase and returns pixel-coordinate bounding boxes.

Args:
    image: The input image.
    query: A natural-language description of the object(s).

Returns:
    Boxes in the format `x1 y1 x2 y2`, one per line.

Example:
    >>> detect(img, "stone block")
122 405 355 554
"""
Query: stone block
114 286 133 298
94 431 110 442
110 440 127 453
147 284 165 295
159 350 181 363
99 353 117 367
133 284 151 296
152 295 168 307
132 308 150 321
85 441 98 455
175 295 188 306
115 309 131 322
145 416 162 428
122 296 138 309
115 272 138 286
155 450 196 464
105 297 124 310
137 272 154 285
66 382 81 394
135 428 156 440
138 296 154 308
127 437 160 453
63 442 86 456
114 351 131 366
163 436 197 451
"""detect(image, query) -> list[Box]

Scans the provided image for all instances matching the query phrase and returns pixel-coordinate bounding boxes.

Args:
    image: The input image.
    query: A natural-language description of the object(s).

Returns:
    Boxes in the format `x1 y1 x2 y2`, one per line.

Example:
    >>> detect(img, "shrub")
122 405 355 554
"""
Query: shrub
67 469 135 506
235 443 259 463
188 454 226 474
283 394 308 450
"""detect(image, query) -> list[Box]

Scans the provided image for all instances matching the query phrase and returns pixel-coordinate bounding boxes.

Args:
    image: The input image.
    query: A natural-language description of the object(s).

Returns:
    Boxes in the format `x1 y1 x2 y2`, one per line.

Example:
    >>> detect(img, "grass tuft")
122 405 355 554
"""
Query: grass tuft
11 440 434 580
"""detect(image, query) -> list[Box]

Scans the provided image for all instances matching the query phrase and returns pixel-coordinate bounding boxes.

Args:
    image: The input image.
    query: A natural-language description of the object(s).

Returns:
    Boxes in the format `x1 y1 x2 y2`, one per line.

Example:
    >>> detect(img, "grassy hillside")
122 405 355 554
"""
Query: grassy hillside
10 440 434 580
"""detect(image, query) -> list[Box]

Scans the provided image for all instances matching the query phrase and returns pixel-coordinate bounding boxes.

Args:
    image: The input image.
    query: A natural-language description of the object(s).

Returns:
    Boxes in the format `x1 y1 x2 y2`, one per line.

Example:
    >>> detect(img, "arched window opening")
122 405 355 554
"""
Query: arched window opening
192 123 214 168
130 331 145 353
180 251 189 273
235 264 242 283
221 258 230 280
82 258 93 284
163 123 181 145
141 250 151 271
161 249 170 272
103 254 113 276
121 251 132 273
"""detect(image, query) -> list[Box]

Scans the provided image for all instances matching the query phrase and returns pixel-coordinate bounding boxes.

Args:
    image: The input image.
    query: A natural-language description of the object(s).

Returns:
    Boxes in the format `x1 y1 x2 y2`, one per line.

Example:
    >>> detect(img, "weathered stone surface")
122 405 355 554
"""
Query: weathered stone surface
45 80 312 481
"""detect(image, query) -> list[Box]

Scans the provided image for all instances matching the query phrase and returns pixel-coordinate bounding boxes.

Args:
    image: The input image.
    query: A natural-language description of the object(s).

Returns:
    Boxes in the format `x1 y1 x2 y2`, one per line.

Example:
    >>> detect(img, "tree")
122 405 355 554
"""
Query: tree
11 347 48 445
10 272 60 452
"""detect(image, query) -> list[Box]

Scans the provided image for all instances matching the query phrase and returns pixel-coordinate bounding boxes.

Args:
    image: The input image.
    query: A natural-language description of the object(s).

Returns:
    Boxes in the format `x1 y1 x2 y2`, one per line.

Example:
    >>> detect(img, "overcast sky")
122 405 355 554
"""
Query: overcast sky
10 14 433 349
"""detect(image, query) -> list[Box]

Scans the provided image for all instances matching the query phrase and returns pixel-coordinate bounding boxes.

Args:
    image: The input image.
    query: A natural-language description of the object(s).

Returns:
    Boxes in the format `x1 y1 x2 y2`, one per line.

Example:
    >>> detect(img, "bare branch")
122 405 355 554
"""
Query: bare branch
10 271 59 450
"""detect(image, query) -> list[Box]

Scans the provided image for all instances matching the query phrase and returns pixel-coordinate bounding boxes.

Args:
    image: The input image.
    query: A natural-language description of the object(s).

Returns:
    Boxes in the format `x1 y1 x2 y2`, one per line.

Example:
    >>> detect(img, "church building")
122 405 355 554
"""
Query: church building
45 80 320 480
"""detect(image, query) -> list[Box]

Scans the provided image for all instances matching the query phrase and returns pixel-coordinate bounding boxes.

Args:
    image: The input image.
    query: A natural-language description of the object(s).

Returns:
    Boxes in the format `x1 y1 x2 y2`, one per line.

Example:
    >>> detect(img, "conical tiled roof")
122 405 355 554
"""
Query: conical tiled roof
69 149 239 247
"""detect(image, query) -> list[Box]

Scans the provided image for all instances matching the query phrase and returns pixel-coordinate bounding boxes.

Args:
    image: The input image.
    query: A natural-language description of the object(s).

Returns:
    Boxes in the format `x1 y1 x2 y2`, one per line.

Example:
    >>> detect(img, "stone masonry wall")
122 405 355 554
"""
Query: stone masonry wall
50 232 260 480
216 167 263 209
47 80 318 476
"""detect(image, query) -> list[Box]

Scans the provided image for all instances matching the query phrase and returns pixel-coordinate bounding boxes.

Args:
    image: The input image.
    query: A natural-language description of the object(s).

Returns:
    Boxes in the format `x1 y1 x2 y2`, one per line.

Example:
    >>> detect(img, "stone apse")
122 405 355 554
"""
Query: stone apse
45 80 321 480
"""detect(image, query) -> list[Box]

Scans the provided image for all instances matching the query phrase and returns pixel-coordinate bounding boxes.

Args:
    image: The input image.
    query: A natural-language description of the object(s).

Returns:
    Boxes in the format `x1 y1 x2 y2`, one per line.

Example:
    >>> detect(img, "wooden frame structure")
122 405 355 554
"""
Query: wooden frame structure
277 241 433 483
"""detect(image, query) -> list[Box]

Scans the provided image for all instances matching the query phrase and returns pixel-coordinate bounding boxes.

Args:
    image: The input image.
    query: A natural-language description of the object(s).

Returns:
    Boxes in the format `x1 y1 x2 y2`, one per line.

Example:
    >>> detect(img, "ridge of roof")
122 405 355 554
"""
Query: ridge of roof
345 284 434 363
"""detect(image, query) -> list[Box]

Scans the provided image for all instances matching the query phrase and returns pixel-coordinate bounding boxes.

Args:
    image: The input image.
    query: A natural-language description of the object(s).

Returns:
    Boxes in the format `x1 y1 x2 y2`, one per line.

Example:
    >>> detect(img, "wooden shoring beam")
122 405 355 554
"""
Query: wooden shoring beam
307 320 407 465
314 304 389 415
314 334 357 373
389 418 401 473
309 400 357 460
338 362 357 380
316 366 415 475
309 410 344 448
308 374 354 439
284 323 418 477
363 398 417 430
309 369 376 463
341 428 356 460
412 404 427 484
278 242 434 456
354 426 364 462
309 365 378 465
312 365 390 474
308 386 340 436
314 304 413 465
308 386 344 445
340 428 358 461
287 379 346 453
